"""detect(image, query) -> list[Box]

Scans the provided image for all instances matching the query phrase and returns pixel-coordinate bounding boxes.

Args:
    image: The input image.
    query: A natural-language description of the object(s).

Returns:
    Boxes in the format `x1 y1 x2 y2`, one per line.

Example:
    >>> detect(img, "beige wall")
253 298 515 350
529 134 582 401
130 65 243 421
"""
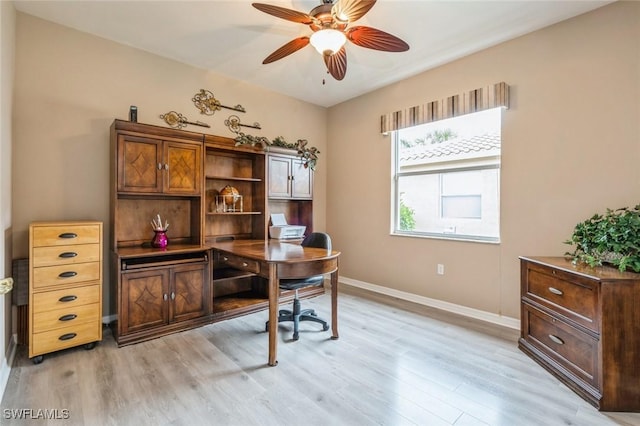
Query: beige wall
326 1 640 320
12 13 328 316
1 0 16 399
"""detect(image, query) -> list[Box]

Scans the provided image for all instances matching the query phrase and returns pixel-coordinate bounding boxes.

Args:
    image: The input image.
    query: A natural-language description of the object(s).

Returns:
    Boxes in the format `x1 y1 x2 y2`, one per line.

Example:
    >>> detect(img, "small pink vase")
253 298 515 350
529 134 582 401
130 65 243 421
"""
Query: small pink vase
151 230 168 248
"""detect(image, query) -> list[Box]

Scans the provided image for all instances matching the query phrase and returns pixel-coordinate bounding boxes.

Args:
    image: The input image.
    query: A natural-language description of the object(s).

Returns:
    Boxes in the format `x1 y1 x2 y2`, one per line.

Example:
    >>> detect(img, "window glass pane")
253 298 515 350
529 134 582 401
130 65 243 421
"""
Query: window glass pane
392 108 501 242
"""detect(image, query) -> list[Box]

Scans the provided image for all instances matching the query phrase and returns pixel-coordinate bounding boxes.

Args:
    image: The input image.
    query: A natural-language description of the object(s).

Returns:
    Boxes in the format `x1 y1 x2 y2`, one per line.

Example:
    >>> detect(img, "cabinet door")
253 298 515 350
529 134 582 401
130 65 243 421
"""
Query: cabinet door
118 135 163 193
291 158 313 199
170 263 208 322
268 155 292 198
121 268 169 334
164 141 202 195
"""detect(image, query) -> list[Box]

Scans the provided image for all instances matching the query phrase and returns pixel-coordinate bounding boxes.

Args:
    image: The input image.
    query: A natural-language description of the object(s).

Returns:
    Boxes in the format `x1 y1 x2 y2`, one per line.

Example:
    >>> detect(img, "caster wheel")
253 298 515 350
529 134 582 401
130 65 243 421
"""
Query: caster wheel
293 333 299 341
84 342 97 350
265 323 269 332
32 355 44 365
322 324 329 332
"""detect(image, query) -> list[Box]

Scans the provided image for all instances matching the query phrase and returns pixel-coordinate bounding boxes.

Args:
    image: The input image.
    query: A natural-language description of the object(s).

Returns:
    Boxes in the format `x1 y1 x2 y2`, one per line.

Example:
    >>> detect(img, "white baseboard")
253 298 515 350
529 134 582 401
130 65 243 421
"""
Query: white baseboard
0 333 17 402
339 276 520 330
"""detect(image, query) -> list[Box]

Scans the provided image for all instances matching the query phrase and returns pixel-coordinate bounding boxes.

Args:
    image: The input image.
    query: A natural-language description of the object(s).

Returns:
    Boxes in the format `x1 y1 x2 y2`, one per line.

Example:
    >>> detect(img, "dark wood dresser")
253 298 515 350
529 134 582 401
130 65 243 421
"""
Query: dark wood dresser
519 256 640 411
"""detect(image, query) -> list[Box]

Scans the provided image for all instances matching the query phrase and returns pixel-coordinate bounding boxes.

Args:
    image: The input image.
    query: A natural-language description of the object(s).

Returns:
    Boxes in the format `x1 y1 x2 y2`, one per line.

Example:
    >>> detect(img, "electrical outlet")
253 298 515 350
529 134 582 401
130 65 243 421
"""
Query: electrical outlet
437 264 445 275
0 277 14 295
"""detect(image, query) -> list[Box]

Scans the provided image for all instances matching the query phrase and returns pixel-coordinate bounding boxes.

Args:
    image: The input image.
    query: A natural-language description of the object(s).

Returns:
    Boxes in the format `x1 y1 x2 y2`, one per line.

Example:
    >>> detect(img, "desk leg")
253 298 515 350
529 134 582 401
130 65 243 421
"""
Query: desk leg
331 270 339 340
268 264 278 366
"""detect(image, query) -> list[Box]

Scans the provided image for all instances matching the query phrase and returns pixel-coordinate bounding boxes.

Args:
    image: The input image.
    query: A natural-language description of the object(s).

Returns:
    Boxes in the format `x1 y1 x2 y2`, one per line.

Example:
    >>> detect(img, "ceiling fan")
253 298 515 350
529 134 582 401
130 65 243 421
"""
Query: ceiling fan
252 0 409 81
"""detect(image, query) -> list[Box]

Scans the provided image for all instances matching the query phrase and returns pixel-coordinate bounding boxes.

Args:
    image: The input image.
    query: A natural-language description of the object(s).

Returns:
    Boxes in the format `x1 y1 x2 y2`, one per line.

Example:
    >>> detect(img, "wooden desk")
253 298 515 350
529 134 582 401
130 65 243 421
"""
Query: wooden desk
209 239 340 366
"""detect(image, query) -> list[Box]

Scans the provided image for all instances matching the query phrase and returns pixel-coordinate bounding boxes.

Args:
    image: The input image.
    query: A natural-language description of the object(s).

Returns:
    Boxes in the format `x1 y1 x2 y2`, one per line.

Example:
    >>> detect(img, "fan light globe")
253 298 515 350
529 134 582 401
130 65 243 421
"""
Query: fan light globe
310 29 347 56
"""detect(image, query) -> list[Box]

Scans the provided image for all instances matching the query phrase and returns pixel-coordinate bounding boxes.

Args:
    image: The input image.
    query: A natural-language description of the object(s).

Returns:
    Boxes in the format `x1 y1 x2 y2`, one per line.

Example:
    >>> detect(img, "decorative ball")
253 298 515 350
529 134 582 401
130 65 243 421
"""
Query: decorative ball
219 185 240 205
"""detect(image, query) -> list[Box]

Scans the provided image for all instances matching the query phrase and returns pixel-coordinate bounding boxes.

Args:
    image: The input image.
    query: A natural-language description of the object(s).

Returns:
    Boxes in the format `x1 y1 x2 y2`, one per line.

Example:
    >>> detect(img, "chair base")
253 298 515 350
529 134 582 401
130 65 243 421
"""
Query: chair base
265 297 329 341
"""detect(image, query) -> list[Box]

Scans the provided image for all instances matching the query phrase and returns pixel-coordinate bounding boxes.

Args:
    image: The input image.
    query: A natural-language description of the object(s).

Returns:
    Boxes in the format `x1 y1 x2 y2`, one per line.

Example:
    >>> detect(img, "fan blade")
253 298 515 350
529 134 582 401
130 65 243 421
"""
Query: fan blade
252 3 315 24
323 47 347 81
263 37 310 64
346 26 409 52
332 0 376 23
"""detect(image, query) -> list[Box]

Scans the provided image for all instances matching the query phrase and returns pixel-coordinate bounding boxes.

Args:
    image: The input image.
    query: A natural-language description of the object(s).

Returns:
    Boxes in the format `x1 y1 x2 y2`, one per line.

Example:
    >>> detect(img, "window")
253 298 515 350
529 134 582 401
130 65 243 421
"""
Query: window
392 108 501 242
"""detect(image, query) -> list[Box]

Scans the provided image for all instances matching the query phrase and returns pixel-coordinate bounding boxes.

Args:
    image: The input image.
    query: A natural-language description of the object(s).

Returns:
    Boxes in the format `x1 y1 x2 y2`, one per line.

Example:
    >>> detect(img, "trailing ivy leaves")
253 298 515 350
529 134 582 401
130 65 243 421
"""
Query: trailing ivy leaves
234 134 320 170
565 205 640 273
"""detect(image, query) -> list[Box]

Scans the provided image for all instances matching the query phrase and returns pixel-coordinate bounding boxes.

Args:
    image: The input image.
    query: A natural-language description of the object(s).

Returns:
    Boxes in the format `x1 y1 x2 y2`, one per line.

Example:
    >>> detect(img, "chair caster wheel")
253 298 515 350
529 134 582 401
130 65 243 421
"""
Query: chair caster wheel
293 333 299 341
323 324 329 331
84 342 97 350
32 355 44 364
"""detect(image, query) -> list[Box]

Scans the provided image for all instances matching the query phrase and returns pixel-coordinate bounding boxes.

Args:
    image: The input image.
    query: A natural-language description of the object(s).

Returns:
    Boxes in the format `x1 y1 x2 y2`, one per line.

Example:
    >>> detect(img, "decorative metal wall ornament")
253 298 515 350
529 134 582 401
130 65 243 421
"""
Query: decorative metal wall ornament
192 89 246 116
159 111 210 129
224 115 262 135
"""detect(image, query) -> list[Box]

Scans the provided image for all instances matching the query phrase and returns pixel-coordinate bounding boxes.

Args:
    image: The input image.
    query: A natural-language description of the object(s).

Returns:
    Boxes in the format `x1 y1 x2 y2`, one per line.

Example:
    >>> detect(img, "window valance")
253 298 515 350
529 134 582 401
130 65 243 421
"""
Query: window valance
380 82 510 134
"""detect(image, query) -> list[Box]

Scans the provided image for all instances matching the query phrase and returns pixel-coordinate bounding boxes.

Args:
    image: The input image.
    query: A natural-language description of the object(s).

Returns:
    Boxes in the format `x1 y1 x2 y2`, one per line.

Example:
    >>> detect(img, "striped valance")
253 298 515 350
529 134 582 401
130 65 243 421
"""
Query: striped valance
380 82 510 134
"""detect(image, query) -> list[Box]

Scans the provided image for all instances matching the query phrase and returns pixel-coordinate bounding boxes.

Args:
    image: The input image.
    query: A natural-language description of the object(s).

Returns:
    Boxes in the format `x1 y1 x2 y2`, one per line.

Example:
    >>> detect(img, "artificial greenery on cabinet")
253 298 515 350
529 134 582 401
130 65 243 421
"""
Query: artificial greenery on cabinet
565 205 640 273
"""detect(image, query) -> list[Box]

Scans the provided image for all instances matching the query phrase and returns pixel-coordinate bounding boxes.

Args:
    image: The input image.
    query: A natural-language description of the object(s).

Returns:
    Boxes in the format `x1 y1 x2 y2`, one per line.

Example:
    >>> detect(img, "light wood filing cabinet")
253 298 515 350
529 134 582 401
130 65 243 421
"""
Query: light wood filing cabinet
29 221 103 364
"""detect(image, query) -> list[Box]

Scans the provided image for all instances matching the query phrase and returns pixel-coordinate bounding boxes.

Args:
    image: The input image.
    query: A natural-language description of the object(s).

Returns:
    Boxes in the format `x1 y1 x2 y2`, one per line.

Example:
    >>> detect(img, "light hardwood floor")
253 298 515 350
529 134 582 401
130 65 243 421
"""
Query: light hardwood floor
3 285 640 426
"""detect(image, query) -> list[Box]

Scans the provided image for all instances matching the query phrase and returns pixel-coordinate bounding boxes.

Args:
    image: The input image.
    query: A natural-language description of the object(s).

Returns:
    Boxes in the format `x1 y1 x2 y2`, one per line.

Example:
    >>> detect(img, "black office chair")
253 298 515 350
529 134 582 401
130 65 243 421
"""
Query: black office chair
265 232 331 341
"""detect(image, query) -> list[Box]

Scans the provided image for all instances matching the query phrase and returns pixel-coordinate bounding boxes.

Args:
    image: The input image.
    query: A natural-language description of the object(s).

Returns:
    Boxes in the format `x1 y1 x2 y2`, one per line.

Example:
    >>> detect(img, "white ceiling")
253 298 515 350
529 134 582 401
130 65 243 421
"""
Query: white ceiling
13 0 612 107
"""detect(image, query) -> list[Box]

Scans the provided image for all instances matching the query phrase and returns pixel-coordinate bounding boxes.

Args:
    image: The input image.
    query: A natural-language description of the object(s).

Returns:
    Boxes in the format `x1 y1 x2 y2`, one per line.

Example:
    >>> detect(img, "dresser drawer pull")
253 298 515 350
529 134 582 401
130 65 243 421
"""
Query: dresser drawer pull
548 287 564 296
242 262 248 267
59 251 78 258
548 334 565 345
59 314 77 322
58 232 78 239
58 271 78 278
223 256 229 261
59 333 77 341
59 295 77 302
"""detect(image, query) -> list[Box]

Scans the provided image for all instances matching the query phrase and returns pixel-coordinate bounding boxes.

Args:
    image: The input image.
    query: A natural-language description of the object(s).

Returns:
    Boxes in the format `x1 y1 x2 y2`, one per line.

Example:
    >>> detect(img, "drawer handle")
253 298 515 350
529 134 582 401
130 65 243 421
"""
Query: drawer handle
242 262 248 267
548 287 563 296
58 232 78 239
59 295 77 302
223 256 229 261
548 334 565 345
59 333 77 341
58 271 78 278
59 314 77 322
59 252 78 258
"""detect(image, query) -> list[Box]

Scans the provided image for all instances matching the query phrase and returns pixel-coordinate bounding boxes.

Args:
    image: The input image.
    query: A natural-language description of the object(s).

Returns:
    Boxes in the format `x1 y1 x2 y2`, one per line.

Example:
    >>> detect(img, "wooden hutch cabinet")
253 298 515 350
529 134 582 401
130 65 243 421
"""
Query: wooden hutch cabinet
109 120 319 345
267 148 313 236
519 256 640 411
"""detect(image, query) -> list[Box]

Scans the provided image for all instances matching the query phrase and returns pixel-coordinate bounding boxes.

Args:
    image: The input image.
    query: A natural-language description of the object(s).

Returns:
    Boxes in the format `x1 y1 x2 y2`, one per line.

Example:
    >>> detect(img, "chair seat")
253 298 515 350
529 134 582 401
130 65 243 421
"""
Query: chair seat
279 274 324 291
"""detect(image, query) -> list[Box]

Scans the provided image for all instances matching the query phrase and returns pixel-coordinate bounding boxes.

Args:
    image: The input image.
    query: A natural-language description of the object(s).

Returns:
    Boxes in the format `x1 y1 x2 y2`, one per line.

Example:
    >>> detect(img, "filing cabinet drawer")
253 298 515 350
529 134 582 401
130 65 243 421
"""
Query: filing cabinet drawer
218 252 260 274
522 303 599 390
32 225 101 247
32 262 101 289
33 303 100 333
32 284 100 312
31 321 100 356
32 243 101 268
524 262 599 332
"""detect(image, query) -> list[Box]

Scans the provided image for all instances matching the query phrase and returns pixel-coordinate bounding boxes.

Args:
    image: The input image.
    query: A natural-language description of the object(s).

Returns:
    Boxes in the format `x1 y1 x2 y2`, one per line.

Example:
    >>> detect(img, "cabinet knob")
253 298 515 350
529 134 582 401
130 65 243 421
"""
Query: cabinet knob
164 163 169 170
548 287 563 296
171 292 175 300
163 293 168 301
242 262 248 267
223 256 229 261
157 163 163 170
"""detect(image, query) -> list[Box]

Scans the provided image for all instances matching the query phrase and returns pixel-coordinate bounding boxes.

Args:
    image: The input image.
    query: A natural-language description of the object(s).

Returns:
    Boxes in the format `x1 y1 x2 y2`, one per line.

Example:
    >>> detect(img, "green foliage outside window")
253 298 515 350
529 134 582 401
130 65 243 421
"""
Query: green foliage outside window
399 197 416 231
565 205 640 273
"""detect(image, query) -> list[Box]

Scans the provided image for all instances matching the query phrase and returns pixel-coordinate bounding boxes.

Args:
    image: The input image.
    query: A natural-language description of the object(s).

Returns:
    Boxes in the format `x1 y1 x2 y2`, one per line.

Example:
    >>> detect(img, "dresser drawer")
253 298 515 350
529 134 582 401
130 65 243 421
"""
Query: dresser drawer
33 303 100 333
32 262 101 290
218 252 260 274
524 261 599 332
522 303 599 390
31 321 101 356
32 244 101 268
32 284 100 312
32 224 100 247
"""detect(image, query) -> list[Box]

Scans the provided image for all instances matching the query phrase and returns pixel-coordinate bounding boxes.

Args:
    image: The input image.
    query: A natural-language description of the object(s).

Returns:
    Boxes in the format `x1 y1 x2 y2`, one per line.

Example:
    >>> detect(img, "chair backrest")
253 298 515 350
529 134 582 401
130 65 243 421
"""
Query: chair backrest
301 232 331 250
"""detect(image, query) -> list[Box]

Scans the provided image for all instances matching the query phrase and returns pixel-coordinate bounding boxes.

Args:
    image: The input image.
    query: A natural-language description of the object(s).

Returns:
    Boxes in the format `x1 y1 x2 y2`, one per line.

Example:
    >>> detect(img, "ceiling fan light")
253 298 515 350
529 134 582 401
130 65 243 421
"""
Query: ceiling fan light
310 29 347 56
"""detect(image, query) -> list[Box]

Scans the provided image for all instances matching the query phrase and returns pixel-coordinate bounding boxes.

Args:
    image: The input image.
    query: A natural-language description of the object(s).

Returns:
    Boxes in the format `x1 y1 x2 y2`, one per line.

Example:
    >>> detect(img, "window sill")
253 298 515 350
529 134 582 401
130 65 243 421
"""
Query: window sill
390 231 500 245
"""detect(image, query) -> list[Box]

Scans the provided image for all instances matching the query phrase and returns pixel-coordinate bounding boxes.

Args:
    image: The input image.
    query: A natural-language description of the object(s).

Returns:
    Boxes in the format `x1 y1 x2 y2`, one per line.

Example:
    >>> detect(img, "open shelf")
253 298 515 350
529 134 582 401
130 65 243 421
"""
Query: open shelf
206 211 262 216
212 292 268 314
206 175 262 182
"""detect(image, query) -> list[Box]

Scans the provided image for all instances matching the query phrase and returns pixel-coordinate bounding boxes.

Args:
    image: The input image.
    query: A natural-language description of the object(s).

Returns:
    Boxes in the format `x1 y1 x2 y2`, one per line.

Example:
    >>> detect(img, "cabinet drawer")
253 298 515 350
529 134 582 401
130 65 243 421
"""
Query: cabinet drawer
32 262 101 289
32 244 100 268
32 284 100 312
524 262 599 332
32 224 100 247
218 253 260 274
31 321 101 357
522 304 599 390
33 303 100 333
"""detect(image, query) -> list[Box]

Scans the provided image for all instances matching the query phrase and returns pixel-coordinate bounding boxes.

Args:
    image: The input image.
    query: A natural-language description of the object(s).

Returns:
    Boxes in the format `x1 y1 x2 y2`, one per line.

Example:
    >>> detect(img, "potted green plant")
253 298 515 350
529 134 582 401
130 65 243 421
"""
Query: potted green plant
565 205 640 273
